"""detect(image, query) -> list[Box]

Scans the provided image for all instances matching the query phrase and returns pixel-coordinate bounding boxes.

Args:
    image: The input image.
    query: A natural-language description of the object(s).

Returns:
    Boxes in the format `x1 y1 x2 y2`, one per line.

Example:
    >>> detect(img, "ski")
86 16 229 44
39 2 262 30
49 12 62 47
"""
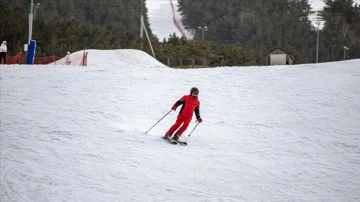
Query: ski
176 140 187 146
161 136 187 145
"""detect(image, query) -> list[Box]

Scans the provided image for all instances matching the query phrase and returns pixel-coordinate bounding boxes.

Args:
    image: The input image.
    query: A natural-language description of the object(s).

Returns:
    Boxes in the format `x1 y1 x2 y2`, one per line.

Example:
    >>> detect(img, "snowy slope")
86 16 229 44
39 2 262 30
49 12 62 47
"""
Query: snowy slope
1 50 360 201
147 0 192 40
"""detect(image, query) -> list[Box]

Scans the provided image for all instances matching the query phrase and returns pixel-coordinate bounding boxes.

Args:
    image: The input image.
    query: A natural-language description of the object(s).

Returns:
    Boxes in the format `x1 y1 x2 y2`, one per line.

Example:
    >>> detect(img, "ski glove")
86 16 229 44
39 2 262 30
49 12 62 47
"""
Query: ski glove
197 118 203 123
171 105 177 111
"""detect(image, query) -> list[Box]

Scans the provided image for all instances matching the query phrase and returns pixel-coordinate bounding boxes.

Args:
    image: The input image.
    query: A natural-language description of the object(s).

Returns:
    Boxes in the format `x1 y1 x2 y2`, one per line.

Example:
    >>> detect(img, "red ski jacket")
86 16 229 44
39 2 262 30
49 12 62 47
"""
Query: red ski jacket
173 95 201 119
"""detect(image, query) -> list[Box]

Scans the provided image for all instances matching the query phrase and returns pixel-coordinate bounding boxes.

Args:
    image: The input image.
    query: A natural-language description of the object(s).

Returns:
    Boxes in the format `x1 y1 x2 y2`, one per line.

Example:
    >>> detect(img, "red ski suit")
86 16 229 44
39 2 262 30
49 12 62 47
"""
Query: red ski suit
166 95 201 136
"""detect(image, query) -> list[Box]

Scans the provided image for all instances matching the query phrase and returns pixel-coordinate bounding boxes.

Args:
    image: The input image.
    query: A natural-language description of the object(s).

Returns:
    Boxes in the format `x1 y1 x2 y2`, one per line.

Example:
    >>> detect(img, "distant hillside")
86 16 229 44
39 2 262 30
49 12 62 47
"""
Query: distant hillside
1 0 359 64
0 1 154 56
178 0 360 62
2 0 151 35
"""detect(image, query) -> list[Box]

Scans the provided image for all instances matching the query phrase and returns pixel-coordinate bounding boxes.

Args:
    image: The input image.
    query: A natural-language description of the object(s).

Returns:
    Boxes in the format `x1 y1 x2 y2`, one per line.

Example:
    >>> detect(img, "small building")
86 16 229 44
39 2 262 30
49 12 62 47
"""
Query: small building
266 48 294 65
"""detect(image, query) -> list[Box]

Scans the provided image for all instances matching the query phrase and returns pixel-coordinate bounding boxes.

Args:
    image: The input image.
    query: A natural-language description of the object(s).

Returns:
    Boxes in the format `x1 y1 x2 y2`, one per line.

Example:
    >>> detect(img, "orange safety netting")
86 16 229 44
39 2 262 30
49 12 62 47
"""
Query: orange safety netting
2 51 63 65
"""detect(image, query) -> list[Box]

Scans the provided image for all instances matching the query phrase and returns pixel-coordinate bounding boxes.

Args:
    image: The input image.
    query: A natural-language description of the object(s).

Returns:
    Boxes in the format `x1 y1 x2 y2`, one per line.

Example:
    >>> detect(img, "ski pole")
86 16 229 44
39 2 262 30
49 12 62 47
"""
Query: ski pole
188 122 200 137
145 110 172 134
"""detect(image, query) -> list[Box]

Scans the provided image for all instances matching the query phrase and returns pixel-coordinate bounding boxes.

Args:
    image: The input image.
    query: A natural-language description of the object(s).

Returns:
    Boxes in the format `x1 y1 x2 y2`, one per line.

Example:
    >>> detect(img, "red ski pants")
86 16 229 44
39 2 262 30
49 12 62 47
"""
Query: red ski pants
166 115 192 137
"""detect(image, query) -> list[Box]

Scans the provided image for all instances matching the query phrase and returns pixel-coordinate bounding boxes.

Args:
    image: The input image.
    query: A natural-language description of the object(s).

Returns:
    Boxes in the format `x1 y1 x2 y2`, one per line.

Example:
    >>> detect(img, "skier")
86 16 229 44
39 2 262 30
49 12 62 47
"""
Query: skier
163 87 202 141
0 41 7 64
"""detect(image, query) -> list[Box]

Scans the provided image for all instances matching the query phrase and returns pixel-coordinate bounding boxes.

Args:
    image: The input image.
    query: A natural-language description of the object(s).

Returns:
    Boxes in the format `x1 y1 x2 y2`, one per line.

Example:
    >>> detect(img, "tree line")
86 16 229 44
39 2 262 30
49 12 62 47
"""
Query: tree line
178 0 360 63
1 0 359 67
320 0 360 61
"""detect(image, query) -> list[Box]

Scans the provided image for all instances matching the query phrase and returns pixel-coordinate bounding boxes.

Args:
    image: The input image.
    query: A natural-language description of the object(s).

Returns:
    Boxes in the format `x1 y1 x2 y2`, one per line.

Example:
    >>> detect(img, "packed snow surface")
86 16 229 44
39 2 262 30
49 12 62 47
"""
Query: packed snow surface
1 49 360 201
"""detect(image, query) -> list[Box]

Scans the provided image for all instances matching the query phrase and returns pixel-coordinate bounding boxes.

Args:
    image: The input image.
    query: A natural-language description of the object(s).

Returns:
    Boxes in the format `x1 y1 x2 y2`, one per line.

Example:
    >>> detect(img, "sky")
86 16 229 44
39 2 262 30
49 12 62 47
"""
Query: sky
1 49 360 201
146 0 360 38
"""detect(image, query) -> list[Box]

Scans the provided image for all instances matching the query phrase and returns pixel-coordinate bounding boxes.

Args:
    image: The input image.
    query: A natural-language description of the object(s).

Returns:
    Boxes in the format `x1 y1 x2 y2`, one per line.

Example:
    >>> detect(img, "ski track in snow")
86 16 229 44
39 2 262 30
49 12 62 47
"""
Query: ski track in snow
1 52 360 201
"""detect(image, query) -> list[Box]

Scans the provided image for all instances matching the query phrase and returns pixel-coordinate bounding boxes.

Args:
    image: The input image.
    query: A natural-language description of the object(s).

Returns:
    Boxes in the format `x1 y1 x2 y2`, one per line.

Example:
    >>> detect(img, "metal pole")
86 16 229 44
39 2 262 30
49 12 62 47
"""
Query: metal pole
316 21 320 63
34 3 40 20
140 0 144 38
142 18 156 58
188 122 200 137
145 110 172 134
198 27 204 39
28 0 34 43
199 26 207 40
343 46 348 60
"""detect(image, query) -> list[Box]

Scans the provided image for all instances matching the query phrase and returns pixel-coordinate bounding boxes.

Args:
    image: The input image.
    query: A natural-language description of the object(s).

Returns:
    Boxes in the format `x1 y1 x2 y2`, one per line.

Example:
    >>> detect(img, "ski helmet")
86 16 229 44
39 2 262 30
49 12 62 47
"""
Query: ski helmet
190 87 199 94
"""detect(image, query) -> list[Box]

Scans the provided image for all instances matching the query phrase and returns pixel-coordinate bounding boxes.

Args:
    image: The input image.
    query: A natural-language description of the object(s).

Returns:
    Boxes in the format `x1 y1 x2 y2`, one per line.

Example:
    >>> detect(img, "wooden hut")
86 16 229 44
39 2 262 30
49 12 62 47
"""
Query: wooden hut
266 48 294 65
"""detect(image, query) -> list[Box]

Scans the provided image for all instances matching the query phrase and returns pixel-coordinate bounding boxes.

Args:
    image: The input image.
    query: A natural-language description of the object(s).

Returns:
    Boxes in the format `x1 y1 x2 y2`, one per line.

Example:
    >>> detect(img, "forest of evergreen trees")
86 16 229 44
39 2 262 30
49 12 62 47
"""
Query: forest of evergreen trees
0 0 359 67
179 0 360 63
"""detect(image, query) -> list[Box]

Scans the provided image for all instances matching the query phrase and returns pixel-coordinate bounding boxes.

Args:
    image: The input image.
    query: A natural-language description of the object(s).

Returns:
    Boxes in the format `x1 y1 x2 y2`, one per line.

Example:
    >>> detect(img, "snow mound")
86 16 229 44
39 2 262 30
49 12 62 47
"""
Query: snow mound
51 49 167 68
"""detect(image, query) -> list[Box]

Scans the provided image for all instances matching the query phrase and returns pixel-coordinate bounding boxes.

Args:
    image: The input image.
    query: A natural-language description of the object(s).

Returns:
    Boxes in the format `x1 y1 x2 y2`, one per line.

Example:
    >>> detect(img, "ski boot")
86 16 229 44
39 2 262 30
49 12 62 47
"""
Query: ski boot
162 134 171 140
171 132 179 141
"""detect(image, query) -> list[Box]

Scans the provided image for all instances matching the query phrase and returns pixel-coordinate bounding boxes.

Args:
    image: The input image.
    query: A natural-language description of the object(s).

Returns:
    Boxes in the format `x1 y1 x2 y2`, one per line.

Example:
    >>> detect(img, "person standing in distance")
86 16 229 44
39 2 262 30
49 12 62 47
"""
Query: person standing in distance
0 41 7 64
65 51 71 65
163 87 202 141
